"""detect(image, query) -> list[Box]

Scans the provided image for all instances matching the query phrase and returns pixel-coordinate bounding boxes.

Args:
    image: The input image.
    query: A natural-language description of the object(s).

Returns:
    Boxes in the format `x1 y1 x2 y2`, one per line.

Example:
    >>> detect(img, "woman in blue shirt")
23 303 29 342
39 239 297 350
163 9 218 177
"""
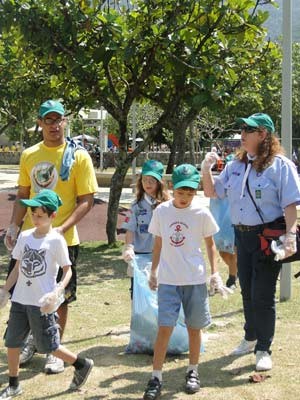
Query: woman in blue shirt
201 113 300 372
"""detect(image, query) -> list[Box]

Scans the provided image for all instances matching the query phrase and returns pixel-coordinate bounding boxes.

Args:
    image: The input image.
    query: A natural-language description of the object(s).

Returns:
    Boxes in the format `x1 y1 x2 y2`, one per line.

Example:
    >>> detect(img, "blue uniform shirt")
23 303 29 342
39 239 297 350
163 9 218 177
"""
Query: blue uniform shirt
214 155 300 225
121 196 154 253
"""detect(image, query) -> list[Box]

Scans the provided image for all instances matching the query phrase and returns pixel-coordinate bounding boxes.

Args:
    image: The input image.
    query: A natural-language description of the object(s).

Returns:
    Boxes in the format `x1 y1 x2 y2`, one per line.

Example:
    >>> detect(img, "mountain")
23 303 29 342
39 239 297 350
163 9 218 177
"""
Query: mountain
263 0 300 42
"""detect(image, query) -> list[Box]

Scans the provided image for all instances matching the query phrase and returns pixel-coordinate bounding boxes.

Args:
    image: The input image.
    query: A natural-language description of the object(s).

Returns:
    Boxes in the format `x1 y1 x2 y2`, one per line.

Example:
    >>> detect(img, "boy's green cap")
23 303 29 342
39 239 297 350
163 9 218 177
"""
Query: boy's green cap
39 100 65 118
20 189 63 212
142 159 164 181
172 164 200 190
236 113 275 133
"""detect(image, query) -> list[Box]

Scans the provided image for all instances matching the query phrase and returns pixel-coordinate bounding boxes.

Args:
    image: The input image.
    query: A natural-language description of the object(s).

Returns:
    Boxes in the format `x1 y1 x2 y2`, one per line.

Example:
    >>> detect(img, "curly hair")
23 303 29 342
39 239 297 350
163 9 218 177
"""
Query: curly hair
135 175 171 207
236 130 285 172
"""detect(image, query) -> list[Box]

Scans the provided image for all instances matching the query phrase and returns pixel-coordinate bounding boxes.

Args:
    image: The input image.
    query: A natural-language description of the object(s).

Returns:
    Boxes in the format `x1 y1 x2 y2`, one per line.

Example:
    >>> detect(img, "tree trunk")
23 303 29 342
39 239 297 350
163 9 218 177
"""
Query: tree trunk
189 121 196 165
174 125 186 165
166 140 177 174
106 161 128 244
106 117 130 244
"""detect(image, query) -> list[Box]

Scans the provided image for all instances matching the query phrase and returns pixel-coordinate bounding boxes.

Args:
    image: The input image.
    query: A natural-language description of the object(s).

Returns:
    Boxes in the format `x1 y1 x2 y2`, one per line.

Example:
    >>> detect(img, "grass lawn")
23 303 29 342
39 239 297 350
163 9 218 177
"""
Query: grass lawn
1 240 300 399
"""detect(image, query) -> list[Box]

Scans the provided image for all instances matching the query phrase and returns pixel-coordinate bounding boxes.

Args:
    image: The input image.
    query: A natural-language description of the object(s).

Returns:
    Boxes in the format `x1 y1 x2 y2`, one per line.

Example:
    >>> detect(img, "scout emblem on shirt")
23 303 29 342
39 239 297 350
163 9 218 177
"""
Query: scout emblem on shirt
170 224 186 247
31 161 58 192
21 244 47 279
255 189 262 199
124 209 132 223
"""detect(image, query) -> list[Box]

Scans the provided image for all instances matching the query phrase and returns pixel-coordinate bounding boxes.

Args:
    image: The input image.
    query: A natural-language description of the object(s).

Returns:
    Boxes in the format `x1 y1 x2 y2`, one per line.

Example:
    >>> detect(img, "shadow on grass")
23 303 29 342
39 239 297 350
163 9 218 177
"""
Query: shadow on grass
77 242 126 285
92 347 254 399
0 353 50 387
61 343 255 399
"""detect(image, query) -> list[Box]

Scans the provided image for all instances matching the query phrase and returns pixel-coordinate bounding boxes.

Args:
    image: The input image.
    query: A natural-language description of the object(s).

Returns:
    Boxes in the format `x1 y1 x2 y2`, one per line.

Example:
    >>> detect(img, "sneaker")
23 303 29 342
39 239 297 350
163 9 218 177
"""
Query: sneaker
185 370 200 394
69 358 94 390
226 275 237 289
256 351 272 371
19 334 36 365
231 339 256 356
44 354 65 374
0 385 22 399
143 377 162 400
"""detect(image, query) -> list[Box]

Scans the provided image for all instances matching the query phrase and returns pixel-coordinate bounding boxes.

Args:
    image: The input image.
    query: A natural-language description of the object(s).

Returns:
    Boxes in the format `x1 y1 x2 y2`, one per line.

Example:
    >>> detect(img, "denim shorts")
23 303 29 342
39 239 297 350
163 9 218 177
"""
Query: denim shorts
157 284 211 329
4 302 60 353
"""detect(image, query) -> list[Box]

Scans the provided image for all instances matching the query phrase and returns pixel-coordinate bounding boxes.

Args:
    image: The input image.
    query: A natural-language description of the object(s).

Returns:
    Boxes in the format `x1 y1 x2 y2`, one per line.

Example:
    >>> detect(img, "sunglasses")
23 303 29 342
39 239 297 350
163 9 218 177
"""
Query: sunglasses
240 125 257 133
43 117 65 126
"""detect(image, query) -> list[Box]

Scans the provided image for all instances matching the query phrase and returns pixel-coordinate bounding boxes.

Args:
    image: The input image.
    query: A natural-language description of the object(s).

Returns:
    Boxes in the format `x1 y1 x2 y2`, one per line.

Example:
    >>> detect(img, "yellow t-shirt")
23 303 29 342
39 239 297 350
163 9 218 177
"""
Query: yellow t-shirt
18 141 98 245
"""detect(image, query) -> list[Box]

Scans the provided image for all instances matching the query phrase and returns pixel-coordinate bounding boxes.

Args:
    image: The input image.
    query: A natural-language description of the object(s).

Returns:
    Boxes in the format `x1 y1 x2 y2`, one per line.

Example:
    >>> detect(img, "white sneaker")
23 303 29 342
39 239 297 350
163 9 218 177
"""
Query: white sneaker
256 351 272 371
44 354 64 374
19 333 36 365
230 338 256 356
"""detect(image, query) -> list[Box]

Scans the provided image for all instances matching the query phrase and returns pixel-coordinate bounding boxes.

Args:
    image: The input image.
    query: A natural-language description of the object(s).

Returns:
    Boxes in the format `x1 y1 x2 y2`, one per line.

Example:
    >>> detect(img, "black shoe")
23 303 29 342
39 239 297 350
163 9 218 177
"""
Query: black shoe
185 370 200 394
69 358 94 390
226 275 237 289
143 377 162 400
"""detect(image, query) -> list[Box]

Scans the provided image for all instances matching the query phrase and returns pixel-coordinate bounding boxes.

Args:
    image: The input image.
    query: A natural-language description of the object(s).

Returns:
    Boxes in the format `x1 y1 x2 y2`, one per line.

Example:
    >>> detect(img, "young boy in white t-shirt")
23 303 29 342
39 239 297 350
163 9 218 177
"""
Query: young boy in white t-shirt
0 189 93 399
142 164 231 400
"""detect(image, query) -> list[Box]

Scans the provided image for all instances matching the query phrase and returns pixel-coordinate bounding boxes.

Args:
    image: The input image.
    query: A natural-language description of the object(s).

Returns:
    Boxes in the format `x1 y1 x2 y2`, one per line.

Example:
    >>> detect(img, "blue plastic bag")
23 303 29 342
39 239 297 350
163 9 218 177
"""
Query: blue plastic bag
210 197 235 254
126 254 189 355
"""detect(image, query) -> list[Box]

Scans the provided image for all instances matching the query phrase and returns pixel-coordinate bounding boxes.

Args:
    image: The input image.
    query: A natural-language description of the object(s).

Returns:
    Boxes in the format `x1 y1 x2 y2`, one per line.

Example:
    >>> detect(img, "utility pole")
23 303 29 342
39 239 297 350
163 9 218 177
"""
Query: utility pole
280 0 293 301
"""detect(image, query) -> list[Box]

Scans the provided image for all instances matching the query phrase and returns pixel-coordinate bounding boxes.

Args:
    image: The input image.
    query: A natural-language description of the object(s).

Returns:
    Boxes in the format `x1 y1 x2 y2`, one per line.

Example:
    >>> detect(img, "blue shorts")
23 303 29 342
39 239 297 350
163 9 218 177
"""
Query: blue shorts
157 284 211 329
4 302 60 353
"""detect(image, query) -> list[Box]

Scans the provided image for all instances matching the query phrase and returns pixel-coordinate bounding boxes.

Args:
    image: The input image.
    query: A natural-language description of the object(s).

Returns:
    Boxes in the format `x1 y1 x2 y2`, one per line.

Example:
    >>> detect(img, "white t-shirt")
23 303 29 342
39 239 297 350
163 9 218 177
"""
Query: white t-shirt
149 198 219 285
12 229 71 306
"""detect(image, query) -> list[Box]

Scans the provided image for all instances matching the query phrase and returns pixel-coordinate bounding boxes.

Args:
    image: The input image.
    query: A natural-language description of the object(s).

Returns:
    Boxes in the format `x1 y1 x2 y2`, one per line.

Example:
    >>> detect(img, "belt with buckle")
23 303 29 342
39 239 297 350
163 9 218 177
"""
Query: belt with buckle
234 224 264 232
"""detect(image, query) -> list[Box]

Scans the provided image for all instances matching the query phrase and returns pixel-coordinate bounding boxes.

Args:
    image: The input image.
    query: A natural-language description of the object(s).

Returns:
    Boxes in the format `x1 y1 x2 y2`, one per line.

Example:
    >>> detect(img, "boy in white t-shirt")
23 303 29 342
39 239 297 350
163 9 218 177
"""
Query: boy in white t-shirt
142 164 231 400
0 189 93 399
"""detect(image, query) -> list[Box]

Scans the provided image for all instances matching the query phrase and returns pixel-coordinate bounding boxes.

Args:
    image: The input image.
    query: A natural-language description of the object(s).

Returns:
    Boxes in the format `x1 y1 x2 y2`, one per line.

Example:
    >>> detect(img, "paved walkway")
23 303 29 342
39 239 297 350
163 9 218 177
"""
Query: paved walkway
0 168 210 207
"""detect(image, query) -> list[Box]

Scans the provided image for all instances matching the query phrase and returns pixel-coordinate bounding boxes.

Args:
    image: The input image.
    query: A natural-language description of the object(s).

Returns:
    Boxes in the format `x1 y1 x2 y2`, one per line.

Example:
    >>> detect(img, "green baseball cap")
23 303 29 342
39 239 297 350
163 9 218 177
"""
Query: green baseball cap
236 113 275 133
142 159 164 181
20 189 63 212
39 100 65 118
172 164 200 190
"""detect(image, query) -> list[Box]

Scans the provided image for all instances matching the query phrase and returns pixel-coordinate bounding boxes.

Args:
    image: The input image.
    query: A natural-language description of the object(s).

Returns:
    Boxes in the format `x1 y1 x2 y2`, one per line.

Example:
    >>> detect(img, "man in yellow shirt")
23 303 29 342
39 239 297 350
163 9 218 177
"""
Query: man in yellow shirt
4 100 98 374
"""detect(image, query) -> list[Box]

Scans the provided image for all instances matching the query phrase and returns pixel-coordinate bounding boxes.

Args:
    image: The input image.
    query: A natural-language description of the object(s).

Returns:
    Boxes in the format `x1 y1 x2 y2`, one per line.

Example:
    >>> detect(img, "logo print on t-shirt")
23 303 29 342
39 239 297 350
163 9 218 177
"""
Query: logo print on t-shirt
170 224 186 247
21 244 47 278
31 162 58 192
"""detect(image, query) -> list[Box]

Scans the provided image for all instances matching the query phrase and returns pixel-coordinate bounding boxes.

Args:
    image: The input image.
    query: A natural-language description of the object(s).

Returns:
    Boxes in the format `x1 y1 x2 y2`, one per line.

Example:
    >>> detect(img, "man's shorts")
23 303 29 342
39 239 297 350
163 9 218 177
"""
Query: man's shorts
157 283 211 329
57 245 79 304
4 302 60 353
7 245 79 305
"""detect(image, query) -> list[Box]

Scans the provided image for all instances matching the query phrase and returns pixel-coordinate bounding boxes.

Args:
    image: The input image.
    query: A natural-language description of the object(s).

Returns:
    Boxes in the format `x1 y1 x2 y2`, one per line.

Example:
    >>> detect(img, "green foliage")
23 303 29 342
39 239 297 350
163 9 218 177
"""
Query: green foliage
0 0 282 241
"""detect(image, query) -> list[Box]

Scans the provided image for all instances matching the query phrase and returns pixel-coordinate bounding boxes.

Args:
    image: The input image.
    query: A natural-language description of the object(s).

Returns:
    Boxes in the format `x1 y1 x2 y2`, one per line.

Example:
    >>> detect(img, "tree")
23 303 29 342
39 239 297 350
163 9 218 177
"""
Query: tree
0 0 280 243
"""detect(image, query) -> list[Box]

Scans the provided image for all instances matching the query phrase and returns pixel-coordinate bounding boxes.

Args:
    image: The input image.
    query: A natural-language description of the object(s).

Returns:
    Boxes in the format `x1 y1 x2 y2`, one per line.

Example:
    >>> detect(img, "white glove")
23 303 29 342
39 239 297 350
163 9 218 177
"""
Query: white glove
209 272 233 299
148 270 158 291
271 233 297 261
4 223 19 251
201 152 219 173
39 283 65 314
0 288 11 308
122 244 135 262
